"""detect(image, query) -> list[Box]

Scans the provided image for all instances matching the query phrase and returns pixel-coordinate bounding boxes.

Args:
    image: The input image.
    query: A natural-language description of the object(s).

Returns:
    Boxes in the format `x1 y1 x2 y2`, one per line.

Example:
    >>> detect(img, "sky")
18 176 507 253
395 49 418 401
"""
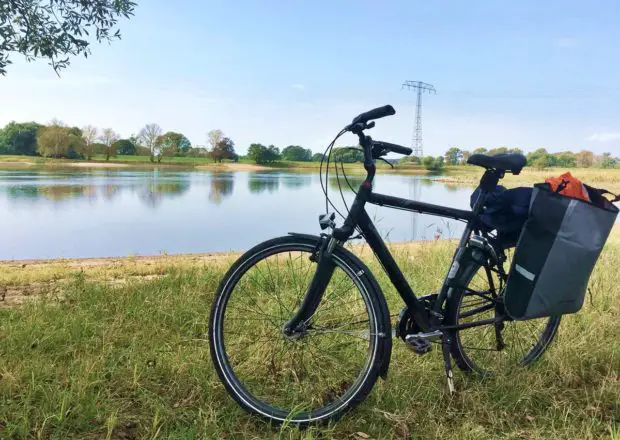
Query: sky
0 0 619 156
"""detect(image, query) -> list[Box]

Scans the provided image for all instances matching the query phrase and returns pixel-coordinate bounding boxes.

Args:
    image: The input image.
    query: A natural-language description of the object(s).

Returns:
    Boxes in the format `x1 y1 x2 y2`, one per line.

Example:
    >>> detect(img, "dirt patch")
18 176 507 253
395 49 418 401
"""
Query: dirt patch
0 161 37 166
0 251 240 268
69 162 129 168
195 163 271 171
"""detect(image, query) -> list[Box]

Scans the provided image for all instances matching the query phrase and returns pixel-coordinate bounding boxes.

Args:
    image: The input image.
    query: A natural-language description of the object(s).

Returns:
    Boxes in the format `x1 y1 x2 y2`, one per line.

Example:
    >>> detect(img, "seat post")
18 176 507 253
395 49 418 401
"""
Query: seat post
479 169 503 192
472 169 503 216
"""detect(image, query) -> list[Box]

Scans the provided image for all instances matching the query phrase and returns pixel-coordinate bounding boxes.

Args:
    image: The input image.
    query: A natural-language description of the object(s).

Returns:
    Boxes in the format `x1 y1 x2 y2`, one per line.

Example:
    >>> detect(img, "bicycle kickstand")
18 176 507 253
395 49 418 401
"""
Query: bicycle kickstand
441 336 456 394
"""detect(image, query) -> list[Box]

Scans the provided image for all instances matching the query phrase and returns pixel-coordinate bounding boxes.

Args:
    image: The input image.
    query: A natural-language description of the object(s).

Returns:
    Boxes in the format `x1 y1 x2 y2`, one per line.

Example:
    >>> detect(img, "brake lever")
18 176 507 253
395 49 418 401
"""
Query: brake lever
345 121 375 133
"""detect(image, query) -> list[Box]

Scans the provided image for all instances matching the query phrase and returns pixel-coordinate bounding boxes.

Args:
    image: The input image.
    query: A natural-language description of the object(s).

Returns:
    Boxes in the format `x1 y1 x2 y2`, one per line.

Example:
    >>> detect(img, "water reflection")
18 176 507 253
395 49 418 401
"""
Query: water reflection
209 173 235 204
0 170 325 208
138 180 191 208
0 168 479 259
248 173 280 194
280 173 312 190
6 184 96 202
327 175 364 191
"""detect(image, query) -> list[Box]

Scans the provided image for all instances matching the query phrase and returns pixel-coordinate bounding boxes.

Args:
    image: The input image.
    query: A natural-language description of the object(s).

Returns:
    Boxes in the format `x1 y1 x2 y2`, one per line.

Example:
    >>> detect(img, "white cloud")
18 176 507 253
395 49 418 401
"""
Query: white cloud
291 84 306 90
555 37 582 49
588 132 620 142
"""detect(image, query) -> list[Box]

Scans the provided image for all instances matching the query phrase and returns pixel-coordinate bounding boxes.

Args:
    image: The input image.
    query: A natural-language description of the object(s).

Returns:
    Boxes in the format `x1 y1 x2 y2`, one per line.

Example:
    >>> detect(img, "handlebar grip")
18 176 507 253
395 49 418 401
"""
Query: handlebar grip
351 105 396 124
374 141 413 156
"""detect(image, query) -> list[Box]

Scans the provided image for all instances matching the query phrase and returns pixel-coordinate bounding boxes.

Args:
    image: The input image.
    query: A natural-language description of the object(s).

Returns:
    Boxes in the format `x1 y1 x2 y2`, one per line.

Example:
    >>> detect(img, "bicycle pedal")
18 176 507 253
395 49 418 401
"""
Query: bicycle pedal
404 336 433 355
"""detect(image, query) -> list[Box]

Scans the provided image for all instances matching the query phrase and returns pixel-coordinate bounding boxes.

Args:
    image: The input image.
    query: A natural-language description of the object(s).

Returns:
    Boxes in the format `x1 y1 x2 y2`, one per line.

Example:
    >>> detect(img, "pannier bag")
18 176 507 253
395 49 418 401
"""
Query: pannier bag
504 184 619 320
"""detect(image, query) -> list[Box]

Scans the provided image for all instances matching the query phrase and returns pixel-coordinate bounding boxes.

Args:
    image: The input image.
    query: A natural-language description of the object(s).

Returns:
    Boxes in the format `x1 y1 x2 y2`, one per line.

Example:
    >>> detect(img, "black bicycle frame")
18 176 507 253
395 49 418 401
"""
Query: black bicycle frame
358 192 475 331
283 129 504 336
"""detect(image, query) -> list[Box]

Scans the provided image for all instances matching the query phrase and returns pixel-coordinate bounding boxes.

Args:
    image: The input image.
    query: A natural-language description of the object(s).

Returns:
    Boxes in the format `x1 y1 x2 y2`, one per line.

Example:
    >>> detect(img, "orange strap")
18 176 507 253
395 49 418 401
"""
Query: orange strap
545 172 591 202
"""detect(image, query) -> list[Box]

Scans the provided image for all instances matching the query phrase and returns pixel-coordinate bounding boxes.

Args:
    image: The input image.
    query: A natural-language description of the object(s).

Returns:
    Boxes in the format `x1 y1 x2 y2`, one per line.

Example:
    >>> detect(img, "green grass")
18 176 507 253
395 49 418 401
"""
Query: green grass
0 234 618 439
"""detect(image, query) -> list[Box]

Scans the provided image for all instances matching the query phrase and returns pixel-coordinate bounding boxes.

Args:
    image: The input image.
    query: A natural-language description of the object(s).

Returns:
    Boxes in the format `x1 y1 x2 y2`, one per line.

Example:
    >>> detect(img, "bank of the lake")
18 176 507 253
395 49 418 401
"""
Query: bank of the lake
0 234 618 438
0 154 618 189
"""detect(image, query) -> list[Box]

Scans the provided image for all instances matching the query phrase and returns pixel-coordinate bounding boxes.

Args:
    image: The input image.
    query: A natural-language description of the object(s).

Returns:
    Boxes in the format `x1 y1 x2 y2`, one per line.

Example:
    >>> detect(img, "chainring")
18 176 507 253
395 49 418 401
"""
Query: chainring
395 306 422 342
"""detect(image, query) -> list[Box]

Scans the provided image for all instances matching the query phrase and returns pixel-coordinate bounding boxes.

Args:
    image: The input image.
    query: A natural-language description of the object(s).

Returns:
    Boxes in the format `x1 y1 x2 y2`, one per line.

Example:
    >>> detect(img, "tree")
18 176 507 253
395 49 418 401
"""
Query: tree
100 128 119 161
114 139 136 156
399 155 421 165
266 145 280 162
247 143 279 164
332 147 363 163
311 153 325 162
0 1 136 75
576 150 594 168
507 148 524 155
281 145 312 162
157 132 191 158
37 124 82 158
66 126 85 159
422 156 444 172
138 124 163 162
444 147 463 165
0 121 41 155
247 143 267 164
527 148 549 166
488 147 508 156
207 129 224 159
553 151 577 167
600 152 616 169
218 137 237 161
473 147 488 154
81 125 98 160
208 135 236 163
461 150 472 164
532 155 553 169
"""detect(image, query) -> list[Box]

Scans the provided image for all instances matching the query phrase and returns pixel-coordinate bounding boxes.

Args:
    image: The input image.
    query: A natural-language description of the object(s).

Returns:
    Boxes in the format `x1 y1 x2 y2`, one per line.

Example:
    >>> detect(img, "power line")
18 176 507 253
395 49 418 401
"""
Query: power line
402 81 436 157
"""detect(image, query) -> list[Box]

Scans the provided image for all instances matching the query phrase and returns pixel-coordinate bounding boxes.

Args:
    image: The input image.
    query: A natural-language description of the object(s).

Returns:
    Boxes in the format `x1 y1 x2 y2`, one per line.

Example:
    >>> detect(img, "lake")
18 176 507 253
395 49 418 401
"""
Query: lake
0 169 474 260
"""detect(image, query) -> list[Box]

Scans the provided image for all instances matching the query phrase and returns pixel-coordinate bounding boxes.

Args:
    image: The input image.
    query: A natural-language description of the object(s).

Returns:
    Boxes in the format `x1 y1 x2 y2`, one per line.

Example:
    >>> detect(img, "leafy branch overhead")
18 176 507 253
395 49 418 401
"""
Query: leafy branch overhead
0 0 137 75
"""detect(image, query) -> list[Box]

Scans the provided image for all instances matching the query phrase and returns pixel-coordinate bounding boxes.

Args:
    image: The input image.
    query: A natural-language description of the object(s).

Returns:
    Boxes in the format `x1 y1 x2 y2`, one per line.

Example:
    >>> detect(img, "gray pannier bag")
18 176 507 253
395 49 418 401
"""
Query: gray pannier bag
504 184 619 320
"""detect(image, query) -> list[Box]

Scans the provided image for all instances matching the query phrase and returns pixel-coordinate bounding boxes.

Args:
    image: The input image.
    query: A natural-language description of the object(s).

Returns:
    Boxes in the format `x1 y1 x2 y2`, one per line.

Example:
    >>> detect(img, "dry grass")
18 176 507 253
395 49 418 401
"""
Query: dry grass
441 166 620 193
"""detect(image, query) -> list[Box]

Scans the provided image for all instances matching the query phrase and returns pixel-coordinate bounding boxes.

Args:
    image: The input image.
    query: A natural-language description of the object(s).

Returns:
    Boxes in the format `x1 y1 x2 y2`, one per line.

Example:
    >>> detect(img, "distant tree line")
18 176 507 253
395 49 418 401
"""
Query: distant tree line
0 121 239 163
1 120 618 170
439 147 618 169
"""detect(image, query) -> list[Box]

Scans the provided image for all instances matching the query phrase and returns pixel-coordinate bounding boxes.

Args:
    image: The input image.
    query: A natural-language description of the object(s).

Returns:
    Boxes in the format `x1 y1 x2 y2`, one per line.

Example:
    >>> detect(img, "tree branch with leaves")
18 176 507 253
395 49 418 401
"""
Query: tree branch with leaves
0 0 137 75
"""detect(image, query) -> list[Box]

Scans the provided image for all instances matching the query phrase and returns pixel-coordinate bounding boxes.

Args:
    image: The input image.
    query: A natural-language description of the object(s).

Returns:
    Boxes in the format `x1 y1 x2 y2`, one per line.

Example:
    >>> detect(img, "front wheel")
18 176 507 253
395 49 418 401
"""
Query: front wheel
209 235 391 425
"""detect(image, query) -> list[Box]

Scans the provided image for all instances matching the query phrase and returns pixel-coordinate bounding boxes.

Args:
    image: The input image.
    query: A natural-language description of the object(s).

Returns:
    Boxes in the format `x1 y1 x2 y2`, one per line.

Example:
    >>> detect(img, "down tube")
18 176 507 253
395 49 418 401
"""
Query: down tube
356 209 431 331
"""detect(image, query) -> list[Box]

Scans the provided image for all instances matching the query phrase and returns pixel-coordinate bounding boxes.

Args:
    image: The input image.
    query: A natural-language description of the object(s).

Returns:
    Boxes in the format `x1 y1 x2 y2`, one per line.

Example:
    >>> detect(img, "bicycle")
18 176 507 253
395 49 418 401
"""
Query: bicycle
209 105 561 425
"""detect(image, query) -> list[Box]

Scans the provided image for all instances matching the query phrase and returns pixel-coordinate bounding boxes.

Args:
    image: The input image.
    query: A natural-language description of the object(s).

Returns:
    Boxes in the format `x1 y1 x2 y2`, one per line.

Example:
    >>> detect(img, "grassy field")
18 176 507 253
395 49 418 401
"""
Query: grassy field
0 233 618 439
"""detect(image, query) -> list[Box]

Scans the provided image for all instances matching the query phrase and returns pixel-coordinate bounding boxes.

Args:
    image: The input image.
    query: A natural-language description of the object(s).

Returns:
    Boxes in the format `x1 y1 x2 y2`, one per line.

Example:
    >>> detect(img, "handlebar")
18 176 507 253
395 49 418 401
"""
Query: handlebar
351 105 395 125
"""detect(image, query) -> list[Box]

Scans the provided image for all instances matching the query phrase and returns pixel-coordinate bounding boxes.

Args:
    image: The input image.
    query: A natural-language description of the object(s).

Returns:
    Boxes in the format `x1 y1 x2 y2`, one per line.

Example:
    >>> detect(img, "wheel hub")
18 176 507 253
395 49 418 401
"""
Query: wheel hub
282 321 309 341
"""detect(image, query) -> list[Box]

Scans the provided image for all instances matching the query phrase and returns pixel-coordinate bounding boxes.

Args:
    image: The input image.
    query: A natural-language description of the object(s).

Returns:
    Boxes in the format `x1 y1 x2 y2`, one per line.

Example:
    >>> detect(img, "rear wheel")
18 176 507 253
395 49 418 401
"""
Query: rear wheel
446 257 561 375
209 235 391 425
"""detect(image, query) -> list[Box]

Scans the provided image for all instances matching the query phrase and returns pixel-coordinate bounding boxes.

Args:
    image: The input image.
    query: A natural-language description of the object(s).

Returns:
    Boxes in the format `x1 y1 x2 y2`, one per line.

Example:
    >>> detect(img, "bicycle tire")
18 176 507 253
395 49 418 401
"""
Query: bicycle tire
209 234 392 425
446 258 561 375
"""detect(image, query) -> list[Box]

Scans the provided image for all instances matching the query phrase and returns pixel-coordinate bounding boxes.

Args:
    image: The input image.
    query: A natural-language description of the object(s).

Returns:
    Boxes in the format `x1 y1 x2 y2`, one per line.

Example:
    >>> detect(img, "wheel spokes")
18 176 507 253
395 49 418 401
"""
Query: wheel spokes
221 247 374 413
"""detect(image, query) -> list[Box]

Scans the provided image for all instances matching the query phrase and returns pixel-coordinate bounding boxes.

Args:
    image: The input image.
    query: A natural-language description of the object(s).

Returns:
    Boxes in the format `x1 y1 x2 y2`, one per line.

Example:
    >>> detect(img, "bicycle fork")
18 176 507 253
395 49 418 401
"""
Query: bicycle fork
282 236 338 337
